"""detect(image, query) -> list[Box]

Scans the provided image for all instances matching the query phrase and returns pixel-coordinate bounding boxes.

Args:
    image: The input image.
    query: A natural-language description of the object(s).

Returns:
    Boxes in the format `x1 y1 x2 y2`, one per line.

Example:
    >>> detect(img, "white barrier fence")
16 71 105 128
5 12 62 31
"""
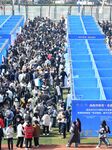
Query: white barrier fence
0 5 111 21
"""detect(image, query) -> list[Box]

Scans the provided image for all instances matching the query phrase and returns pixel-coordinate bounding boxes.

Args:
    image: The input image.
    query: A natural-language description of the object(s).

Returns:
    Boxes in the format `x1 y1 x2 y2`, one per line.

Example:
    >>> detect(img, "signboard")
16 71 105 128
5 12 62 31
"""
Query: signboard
68 34 105 39
72 100 112 137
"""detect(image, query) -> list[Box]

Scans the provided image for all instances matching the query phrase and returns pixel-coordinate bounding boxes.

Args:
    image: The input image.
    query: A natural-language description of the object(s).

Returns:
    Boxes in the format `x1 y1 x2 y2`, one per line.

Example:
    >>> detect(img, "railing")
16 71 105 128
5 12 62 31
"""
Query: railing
0 4 111 21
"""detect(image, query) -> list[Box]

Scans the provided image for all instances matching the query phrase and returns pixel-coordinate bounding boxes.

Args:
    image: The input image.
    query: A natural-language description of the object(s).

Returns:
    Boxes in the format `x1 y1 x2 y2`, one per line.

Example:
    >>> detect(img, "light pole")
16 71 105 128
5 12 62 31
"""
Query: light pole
25 0 28 19
99 0 106 14
12 0 15 15
18 0 21 13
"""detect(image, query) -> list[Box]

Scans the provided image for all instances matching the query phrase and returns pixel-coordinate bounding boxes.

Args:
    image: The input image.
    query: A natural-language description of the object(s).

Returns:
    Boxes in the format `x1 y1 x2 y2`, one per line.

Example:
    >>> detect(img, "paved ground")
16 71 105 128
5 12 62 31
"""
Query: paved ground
1 144 112 150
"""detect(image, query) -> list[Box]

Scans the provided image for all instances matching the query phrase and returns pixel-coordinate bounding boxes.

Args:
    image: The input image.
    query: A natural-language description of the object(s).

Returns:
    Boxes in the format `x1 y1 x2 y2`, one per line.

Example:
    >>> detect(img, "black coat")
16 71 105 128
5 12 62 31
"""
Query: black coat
0 128 3 139
69 124 79 143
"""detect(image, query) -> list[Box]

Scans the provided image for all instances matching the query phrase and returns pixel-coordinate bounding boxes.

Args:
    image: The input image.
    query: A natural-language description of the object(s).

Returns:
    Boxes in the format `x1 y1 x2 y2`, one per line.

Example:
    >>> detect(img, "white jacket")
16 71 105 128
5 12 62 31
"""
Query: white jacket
42 114 50 126
17 123 24 137
6 126 14 138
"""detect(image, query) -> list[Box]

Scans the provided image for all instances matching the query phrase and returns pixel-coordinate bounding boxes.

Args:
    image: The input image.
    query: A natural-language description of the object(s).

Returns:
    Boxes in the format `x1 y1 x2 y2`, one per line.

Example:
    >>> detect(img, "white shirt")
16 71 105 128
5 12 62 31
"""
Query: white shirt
56 85 61 96
42 114 50 126
0 94 3 103
7 90 13 99
18 73 25 82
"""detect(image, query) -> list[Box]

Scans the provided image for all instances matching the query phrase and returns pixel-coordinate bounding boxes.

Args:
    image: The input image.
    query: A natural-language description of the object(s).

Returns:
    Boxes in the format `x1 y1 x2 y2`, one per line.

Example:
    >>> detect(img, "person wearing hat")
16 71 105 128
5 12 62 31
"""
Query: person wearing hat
6 123 14 150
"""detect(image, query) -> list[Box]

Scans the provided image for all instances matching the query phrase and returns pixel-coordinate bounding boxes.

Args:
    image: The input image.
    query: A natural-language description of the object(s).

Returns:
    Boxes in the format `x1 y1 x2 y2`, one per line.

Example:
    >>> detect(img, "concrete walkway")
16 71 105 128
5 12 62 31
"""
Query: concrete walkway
2 144 112 150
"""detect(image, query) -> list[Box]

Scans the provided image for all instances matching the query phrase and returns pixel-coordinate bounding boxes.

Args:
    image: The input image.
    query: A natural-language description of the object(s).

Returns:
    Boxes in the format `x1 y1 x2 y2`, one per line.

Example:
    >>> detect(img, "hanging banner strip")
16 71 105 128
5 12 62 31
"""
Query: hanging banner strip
68 34 105 39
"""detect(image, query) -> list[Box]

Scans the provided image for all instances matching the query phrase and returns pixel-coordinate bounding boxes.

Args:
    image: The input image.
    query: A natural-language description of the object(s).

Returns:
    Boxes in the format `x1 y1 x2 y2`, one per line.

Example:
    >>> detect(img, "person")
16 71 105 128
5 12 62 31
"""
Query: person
57 111 63 135
66 121 79 148
76 118 81 144
0 113 4 128
24 121 33 150
33 120 40 148
60 68 67 86
16 119 24 148
42 112 50 136
6 123 14 150
0 125 4 150
65 107 71 132
5 108 14 127
96 122 110 148
102 120 110 146
61 115 67 139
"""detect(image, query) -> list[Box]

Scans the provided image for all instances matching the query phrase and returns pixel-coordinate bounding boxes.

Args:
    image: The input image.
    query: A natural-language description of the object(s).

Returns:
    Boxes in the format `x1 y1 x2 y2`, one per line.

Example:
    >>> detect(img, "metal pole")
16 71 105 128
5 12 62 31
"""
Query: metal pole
48 5 50 18
99 0 106 14
54 4 57 20
91 5 92 16
96 5 99 20
12 0 15 15
25 0 28 19
110 6 112 21
40 5 42 17
3 0 5 15
68 5 72 15
18 0 21 14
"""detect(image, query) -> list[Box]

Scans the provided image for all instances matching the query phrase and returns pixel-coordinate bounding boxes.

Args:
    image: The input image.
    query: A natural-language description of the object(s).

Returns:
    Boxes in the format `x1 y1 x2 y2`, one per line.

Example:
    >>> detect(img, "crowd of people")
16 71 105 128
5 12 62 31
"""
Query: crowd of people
0 16 72 150
0 14 111 150
98 20 112 48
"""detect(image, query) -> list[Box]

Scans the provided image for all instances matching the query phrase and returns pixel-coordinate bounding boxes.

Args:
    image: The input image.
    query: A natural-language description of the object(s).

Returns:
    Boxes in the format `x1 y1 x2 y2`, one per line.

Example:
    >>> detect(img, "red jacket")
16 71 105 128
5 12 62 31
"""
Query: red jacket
24 125 33 139
0 118 4 128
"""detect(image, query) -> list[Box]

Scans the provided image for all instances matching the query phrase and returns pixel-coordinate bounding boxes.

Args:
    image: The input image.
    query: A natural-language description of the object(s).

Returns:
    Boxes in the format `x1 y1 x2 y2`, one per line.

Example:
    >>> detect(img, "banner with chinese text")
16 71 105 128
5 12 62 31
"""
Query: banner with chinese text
72 100 112 137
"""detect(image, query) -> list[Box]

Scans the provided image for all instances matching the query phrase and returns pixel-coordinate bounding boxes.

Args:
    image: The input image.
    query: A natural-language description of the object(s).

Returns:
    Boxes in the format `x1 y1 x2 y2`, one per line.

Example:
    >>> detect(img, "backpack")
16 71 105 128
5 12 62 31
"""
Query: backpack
106 125 111 134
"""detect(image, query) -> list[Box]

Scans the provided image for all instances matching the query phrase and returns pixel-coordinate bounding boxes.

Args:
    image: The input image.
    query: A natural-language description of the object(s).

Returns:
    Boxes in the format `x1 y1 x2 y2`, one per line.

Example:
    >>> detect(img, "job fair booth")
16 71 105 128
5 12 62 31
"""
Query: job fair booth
67 15 112 137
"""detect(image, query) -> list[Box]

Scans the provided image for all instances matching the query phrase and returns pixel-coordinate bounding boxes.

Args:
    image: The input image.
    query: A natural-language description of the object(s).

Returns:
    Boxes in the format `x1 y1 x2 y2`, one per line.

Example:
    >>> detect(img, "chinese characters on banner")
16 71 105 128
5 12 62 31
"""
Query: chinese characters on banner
72 100 112 137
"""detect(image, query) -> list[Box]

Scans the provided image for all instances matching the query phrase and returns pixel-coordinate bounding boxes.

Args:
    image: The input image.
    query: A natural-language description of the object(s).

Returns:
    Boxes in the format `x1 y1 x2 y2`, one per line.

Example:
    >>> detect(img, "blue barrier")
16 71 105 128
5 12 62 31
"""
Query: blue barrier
70 49 88 54
70 44 87 49
68 15 112 136
103 88 112 99
70 45 87 49
89 45 107 50
72 61 92 69
0 39 9 64
101 78 112 87
91 49 108 54
82 16 102 35
93 55 112 61
98 69 112 77
72 69 95 78
88 39 105 44
70 44 87 48
68 16 84 34
0 15 24 65
69 40 86 45
0 15 24 44
74 78 98 88
71 54 90 61
75 88 100 100
96 61 112 68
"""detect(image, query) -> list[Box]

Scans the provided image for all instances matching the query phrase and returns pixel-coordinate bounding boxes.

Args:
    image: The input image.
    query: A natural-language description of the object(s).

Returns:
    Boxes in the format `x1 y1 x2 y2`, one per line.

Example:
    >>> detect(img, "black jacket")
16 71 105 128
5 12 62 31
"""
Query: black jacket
0 128 3 138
